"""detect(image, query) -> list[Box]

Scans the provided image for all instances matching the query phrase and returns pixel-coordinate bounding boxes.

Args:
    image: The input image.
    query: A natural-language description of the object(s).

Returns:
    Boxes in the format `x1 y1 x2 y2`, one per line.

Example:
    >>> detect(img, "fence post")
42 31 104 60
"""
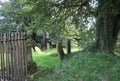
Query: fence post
0 31 27 81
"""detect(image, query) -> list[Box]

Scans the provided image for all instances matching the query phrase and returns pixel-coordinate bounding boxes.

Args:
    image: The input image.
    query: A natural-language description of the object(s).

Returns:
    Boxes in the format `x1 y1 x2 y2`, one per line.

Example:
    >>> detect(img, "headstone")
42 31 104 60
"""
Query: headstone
35 46 42 54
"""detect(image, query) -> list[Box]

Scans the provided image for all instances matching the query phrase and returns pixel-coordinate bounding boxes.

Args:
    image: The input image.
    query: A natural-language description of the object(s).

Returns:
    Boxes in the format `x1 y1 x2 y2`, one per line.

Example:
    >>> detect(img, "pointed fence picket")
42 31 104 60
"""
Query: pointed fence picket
0 31 27 81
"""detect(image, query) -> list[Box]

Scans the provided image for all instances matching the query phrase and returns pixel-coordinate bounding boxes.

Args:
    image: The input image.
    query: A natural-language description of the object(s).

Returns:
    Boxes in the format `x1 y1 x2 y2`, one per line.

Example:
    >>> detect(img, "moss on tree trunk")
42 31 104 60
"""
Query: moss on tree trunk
89 0 120 54
56 42 65 61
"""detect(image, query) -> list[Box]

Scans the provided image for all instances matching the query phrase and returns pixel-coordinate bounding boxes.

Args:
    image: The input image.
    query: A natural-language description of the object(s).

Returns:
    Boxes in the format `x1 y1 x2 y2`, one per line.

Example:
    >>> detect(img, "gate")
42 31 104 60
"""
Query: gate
0 31 27 81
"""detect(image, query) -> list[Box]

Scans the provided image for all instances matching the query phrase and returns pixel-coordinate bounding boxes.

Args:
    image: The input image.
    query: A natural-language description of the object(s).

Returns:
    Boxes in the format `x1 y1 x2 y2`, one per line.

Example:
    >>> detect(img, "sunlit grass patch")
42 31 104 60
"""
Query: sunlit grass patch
32 46 79 68
32 48 60 68
33 55 60 68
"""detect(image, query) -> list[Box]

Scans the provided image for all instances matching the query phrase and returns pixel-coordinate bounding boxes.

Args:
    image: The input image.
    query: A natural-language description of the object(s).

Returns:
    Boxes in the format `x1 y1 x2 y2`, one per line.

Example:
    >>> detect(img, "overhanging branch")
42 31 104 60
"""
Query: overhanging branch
53 1 92 13
53 1 88 8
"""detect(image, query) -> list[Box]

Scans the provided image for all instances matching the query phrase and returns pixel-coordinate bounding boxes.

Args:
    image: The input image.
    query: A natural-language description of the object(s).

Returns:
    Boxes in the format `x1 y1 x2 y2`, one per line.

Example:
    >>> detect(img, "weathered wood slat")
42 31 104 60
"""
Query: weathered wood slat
0 31 27 81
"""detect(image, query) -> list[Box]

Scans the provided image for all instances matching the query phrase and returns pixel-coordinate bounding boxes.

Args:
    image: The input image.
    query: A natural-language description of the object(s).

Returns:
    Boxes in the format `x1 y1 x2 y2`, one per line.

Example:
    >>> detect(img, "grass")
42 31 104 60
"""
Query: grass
32 46 80 81
36 52 120 81
32 48 60 68
33 53 60 68
32 46 79 68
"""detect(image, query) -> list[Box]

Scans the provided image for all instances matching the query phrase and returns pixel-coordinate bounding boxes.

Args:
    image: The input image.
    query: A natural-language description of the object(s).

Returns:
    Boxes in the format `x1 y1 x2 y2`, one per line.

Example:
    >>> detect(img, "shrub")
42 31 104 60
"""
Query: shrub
37 52 120 81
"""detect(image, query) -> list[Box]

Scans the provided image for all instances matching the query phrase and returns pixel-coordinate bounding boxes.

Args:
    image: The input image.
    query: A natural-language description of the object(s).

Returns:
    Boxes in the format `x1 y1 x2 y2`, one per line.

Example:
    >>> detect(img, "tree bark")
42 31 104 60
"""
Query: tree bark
56 42 65 61
26 47 33 62
89 0 120 54
67 39 71 54
26 40 37 73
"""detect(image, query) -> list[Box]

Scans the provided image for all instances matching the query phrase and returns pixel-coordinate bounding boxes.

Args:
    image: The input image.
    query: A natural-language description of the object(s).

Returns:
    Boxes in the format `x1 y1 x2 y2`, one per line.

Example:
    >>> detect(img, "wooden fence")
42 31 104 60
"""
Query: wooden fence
0 31 27 81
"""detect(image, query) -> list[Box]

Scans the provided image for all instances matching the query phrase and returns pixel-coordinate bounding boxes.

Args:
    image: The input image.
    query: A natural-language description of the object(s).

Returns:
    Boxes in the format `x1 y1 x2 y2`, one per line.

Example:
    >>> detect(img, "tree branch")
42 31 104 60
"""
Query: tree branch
53 1 88 8
53 1 92 13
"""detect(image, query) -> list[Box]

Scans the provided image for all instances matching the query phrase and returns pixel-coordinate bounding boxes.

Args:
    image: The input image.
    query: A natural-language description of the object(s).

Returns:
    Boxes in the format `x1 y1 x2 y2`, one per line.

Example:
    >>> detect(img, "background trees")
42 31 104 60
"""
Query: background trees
0 0 120 54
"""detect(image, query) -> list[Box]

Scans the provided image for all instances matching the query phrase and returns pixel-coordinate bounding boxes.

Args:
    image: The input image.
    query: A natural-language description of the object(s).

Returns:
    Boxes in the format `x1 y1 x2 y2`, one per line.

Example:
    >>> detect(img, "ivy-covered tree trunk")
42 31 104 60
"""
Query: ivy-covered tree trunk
90 0 120 54
56 42 65 61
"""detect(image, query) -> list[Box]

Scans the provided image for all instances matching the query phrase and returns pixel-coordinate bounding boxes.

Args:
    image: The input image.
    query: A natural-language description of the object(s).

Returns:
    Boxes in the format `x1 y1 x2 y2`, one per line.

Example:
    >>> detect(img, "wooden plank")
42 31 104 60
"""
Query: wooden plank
19 32 23 81
0 31 27 81
12 32 17 81
21 32 25 81
7 32 11 81
2 33 5 81
15 32 19 80
0 33 3 80
6 33 11 81
10 33 13 80
24 32 27 80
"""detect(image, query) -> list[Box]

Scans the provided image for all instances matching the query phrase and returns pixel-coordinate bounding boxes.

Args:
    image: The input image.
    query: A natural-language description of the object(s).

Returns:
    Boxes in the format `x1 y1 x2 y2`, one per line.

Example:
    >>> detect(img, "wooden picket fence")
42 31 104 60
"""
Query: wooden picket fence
0 31 27 81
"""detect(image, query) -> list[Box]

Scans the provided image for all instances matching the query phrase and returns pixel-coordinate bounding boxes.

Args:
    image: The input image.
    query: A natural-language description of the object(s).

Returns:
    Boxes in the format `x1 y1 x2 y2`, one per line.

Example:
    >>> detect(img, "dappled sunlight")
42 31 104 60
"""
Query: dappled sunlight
32 46 80 68
32 48 60 68
0 0 120 80
32 46 80 56
32 47 57 56
42 49 57 56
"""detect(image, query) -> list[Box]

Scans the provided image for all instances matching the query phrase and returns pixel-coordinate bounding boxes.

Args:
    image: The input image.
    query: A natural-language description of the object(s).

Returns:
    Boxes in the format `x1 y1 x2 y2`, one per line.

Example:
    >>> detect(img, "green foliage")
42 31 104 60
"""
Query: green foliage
115 33 120 56
0 0 119 53
33 55 60 68
78 28 95 48
0 0 30 32
0 0 96 44
32 49 60 68
36 52 120 81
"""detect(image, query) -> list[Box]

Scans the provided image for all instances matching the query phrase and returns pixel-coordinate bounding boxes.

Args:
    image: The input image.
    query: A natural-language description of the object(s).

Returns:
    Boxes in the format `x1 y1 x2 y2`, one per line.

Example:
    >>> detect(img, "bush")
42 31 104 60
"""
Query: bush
37 52 120 81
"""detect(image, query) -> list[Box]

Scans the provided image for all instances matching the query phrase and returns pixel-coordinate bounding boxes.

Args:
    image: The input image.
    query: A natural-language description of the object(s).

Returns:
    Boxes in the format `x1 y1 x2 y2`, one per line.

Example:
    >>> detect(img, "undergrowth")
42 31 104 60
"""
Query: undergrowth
35 52 120 81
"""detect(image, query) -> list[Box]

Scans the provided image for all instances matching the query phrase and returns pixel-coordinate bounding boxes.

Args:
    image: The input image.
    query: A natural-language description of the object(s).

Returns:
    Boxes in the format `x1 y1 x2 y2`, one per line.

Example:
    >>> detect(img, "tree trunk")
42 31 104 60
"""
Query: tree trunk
56 42 65 61
89 0 120 54
26 47 33 62
26 41 37 74
47 42 50 50
67 39 71 54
